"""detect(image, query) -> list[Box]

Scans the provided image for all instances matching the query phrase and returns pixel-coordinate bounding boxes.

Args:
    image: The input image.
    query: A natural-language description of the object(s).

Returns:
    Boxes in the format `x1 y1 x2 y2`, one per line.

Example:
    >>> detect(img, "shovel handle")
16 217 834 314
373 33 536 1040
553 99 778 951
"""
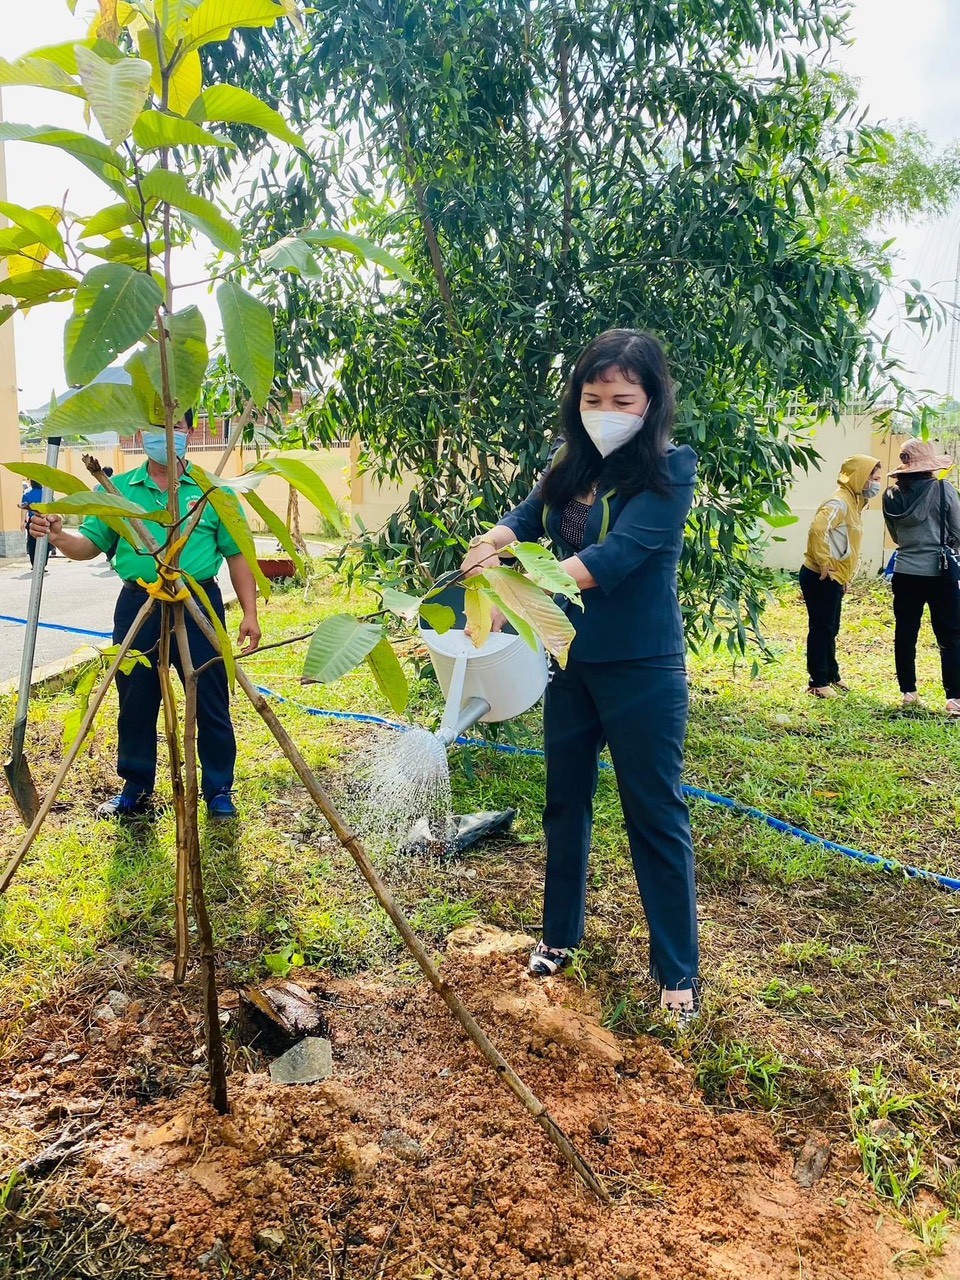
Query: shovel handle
9 438 61 757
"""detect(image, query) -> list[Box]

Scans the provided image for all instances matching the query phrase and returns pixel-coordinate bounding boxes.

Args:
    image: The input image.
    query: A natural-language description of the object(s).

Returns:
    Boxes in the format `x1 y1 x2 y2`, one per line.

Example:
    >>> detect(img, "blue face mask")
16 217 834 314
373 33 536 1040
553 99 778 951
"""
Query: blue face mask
142 430 188 464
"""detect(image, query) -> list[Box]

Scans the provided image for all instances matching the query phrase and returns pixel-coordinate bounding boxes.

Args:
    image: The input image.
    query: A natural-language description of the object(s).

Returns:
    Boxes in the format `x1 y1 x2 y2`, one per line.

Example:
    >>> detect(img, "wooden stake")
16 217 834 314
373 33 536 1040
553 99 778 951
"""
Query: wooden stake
0 597 157 895
174 605 229 1113
157 606 191 985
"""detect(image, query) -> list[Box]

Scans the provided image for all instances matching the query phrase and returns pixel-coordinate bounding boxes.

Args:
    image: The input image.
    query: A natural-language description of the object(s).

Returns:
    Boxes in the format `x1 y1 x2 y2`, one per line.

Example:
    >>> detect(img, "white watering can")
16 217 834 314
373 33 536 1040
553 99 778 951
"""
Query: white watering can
419 588 548 747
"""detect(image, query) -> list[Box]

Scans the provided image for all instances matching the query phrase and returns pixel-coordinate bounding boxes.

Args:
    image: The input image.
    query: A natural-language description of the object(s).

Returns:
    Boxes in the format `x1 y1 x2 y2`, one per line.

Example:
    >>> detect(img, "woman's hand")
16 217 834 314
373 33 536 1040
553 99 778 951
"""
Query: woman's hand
460 542 501 578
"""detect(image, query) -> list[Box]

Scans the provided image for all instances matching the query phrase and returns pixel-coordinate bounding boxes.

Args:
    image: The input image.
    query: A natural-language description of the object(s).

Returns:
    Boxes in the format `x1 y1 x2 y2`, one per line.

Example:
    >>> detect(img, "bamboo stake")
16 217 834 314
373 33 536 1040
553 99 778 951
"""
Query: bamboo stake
174 605 228 1113
80 466 610 1202
0 597 157 895
157 606 191 985
217 648 611 1203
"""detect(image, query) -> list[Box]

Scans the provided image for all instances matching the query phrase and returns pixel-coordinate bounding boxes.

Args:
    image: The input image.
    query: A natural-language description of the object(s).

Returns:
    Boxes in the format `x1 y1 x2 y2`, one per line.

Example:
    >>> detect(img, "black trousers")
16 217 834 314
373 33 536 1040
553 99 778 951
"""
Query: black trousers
799 565 844 687
891 572 960 699
112 582 236 800
541 655 698 989
25 532 37 567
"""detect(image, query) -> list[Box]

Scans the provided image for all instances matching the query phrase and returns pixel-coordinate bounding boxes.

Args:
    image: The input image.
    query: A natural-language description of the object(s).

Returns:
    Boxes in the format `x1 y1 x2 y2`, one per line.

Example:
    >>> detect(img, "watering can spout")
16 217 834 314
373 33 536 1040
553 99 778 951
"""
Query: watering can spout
434 696 491 748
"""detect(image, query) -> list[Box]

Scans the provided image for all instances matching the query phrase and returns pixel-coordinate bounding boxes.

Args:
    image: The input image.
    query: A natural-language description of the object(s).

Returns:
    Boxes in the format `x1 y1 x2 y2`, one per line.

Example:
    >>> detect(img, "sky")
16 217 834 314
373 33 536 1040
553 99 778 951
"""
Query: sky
2 0 959 409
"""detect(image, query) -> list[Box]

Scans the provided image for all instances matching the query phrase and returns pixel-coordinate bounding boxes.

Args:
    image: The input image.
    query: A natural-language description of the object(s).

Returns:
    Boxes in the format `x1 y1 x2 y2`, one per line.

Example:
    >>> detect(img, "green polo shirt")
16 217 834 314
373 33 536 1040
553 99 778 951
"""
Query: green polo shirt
79 462 244 584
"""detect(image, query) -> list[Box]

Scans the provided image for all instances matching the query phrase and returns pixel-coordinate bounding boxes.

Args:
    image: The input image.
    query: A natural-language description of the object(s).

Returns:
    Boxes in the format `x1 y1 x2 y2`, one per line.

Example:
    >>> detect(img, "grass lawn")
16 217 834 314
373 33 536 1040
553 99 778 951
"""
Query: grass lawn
1 566 959 1253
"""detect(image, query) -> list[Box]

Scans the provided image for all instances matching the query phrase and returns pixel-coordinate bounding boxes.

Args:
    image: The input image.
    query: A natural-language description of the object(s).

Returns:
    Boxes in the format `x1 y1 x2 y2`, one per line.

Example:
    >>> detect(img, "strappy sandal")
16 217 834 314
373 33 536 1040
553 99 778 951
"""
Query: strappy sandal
807 685 838 699
528 941 573 977
660 985 700 1029
946 698 960 718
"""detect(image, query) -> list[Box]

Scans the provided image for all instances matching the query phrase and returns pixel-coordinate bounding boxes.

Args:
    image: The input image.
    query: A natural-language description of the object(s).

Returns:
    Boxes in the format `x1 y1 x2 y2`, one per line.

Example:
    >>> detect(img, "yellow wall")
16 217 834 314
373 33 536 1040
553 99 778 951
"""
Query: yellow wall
760 415 913 575
16 444 353 539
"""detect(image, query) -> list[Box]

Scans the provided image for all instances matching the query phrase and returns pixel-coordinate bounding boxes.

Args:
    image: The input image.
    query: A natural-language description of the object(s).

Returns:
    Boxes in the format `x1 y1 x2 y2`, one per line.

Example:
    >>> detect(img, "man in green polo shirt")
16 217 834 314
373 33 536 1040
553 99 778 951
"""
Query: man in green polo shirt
28 410 261 820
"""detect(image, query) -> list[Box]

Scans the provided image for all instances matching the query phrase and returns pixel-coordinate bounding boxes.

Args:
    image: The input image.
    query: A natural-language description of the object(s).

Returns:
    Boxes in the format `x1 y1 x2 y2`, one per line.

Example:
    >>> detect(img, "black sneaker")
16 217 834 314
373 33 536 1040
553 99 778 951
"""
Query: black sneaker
97 788 153 819
207 791 238 820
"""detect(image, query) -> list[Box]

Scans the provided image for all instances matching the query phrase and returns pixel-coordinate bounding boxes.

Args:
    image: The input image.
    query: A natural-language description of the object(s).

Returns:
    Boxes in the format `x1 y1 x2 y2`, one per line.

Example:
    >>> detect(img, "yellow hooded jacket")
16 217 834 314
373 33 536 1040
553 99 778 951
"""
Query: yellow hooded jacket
802 454 880 586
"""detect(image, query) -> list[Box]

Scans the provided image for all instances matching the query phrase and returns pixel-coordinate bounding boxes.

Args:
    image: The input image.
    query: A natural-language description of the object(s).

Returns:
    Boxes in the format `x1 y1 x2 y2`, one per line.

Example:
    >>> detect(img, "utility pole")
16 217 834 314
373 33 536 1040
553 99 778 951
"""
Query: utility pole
0 87 26 558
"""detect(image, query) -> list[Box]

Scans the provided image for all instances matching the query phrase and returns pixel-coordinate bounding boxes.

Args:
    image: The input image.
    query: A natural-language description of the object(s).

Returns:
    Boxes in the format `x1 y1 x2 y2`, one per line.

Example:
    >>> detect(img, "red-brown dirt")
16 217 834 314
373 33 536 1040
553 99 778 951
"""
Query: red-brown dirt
1 927 956 1279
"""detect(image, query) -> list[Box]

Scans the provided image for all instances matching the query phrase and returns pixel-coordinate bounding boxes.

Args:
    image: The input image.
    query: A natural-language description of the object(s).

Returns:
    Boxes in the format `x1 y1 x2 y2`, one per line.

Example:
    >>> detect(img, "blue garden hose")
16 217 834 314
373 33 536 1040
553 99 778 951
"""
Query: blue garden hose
251 682 960 895
4 612 958 893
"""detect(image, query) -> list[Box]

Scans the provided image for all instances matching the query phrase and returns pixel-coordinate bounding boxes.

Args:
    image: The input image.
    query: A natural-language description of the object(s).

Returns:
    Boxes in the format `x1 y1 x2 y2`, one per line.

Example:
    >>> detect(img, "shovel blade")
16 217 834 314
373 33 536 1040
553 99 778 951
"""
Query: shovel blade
4 753 41 826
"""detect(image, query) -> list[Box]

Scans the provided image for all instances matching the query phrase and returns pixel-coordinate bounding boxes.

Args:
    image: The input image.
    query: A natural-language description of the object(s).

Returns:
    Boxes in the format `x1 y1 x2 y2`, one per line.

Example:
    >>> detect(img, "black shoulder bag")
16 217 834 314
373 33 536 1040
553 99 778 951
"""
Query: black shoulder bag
938 482 960 590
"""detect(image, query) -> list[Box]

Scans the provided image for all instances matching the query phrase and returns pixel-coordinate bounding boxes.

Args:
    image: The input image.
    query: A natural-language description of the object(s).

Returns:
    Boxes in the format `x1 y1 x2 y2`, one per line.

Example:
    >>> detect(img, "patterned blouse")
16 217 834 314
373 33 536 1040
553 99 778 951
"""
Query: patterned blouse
559 498 594 551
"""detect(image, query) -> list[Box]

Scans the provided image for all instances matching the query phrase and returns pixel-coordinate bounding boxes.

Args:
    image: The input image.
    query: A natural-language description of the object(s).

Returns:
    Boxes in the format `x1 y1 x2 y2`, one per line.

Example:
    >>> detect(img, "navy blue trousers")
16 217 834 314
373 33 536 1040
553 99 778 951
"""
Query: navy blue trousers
112 582 236 801
541 655 698 989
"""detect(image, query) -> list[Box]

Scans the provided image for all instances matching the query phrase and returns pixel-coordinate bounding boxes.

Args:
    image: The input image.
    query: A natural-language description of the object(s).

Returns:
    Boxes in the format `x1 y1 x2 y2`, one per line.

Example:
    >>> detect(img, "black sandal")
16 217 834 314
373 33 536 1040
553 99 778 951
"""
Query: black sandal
528 941 573 977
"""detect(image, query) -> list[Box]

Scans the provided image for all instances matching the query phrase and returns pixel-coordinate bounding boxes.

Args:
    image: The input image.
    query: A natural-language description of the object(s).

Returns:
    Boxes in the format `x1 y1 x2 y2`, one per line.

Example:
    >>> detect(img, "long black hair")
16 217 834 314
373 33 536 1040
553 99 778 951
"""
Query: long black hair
540 329 675 507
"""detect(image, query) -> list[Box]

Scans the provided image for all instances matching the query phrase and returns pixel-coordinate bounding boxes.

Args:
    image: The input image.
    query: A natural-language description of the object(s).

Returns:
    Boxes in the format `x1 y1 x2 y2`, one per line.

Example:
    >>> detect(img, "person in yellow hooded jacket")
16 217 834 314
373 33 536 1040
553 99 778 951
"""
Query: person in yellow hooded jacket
799 454 882 698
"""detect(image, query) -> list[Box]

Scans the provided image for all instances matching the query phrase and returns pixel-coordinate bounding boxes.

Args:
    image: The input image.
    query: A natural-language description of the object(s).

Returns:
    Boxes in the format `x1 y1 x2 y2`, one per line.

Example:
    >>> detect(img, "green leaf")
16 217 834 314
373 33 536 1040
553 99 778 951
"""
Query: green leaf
36 490 173 523
0 268 77 304
0 123 126 178
0 55 83 96
139 168 241 254
302 614 383 683
132 110 236 151
365 637 408 714
41 381 150 438
188 84 305 149
80 236 154 269
418 603 457 634
188 463 272 600
508 541 582 605
183 570 236 689
0 203 65 261
480 566 575 665
74 46 152 148
184 0 286 51
64 264 163 385
136 306 209 418
261 230 415 283
63 662 100 750
243 489 304 574
380 586 423 619
81 204 139 238
252 456 344 533
3 462 90 495
124 348 165 424
216 280 275 407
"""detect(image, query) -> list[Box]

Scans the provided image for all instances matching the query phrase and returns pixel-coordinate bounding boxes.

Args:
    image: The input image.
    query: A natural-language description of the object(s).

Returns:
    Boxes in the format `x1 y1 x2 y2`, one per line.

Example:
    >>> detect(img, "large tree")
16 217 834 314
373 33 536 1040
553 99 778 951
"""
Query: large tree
206 0 939 648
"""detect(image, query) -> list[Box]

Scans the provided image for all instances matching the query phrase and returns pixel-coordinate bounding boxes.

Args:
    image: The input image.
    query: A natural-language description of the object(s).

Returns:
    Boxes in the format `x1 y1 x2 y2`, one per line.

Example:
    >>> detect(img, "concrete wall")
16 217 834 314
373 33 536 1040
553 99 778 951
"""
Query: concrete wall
760 415 911 576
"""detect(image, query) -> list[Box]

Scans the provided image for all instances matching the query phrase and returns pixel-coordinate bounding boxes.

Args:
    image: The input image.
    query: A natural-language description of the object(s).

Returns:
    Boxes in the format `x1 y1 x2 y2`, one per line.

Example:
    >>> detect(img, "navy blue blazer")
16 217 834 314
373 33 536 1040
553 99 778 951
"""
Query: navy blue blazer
499 444 697 662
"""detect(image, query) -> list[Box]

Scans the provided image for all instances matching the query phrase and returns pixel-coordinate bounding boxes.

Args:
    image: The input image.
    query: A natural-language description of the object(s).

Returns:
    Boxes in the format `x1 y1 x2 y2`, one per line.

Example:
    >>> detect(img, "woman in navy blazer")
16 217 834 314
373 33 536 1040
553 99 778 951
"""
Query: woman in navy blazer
461 329 699 1023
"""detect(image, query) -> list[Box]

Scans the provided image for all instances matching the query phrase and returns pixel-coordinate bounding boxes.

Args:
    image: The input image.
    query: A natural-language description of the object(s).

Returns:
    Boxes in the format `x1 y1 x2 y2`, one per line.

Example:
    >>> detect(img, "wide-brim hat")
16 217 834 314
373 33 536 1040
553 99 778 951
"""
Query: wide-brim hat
889 440 954 476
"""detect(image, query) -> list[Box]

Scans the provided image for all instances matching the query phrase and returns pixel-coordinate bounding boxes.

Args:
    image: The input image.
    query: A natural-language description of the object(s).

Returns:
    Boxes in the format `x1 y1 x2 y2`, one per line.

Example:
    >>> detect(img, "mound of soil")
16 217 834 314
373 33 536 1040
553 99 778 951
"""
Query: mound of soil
1 929 954 1279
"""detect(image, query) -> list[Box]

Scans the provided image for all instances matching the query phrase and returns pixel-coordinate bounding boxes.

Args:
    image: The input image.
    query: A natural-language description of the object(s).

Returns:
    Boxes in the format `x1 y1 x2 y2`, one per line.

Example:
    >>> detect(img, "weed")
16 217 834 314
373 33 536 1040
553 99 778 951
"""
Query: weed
849 1067 927 1209
409 893 479 940
906 1208 952 1255
602 988 656 1037
757 977 815 1010
694 1036 789 1110
777 938 830 967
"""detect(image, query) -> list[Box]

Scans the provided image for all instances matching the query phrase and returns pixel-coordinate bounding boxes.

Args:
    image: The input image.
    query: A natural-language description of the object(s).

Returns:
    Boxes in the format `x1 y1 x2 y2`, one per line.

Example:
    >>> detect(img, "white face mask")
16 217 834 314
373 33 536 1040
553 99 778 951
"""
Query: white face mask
580 410 645 458
862 481 881 500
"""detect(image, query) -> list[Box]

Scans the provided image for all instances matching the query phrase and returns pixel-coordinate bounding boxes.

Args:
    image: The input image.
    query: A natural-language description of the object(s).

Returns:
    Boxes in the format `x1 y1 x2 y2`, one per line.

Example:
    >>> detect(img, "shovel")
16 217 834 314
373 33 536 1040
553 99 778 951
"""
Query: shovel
4 437 61 824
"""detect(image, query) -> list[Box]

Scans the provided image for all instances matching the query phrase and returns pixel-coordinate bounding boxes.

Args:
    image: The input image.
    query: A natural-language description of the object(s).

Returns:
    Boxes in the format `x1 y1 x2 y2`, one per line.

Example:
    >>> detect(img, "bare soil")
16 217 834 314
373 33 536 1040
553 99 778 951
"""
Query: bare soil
2 928 955 1280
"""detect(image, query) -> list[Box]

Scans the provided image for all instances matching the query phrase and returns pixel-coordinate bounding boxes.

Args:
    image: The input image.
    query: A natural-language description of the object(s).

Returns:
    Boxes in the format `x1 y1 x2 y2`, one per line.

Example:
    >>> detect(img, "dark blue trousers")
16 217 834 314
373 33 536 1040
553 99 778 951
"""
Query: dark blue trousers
112 582 236 801
541 655 698 989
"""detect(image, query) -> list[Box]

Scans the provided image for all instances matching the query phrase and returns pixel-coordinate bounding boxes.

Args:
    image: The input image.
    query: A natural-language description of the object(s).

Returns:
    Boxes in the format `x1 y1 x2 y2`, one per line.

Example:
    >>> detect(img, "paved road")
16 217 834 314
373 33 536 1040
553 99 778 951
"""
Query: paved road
0 538 311 686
